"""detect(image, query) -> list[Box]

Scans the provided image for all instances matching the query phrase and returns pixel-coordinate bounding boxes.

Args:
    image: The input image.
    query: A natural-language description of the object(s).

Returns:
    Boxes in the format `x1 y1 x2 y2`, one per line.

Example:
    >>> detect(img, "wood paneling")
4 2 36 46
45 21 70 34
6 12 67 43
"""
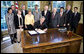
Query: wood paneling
40 1 49 11
76 23 83 36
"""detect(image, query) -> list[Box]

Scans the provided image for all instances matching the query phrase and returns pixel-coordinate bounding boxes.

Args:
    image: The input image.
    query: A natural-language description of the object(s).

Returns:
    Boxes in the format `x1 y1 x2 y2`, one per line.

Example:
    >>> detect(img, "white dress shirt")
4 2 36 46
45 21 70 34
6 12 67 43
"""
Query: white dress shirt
44 10 47 15
23 10 25 16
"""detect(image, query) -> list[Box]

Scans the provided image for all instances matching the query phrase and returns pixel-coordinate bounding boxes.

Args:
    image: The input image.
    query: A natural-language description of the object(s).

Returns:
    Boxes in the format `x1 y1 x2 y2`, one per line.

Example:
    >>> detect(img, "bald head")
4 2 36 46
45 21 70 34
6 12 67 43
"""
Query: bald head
44 5 48 11
53 8 57 13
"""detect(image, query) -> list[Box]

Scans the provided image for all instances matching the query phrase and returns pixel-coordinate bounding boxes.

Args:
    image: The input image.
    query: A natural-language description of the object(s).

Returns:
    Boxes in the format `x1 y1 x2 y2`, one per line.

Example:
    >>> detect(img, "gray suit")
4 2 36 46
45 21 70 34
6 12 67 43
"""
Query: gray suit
59 12 67 27
5 13 16 34
50 12 60 28
33 10 42 23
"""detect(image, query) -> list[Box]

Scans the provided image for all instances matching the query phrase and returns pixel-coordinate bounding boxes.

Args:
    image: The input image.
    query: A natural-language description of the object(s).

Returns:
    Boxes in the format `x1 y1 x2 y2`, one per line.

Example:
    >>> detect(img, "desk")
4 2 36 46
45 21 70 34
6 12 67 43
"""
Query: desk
21 28 83 53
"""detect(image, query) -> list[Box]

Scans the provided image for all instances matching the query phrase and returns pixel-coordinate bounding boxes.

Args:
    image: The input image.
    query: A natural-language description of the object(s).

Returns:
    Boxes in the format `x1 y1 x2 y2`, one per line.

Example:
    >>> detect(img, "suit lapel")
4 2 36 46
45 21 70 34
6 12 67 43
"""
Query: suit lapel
54 12 57 19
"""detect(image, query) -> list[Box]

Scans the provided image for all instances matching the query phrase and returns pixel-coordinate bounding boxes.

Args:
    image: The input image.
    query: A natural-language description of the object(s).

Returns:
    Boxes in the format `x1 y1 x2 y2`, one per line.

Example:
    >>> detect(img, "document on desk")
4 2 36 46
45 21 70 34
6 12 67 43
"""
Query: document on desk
28 30 38 35
36 30 46 34
28 30 46 36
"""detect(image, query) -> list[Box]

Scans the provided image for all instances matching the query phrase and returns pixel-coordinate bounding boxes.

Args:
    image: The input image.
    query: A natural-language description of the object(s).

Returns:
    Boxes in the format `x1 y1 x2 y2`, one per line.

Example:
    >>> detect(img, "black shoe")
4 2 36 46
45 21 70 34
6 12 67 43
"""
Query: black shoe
11 40 14 44
18 41 20 43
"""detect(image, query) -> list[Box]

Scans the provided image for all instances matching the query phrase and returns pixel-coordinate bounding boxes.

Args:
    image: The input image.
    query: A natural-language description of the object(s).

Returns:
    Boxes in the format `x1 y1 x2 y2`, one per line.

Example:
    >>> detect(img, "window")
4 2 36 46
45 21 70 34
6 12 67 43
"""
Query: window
1 1 14 31
27 1 40 13
53 1 66 12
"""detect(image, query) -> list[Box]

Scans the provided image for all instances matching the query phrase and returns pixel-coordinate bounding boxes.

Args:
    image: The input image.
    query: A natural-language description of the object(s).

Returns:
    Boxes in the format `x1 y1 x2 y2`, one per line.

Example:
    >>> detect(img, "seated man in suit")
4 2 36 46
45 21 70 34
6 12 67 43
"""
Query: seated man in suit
59 7 67 28
49 8 60 28
34 17 48 31
70 7 81 33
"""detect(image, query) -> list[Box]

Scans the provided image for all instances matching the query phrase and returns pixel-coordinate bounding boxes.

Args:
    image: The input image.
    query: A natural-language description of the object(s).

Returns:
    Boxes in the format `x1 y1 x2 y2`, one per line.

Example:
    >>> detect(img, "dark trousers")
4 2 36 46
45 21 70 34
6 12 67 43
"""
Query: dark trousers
10 33 17 44
10 34 14 44
66 24 71 31
70 25 77 33
66 26 70 31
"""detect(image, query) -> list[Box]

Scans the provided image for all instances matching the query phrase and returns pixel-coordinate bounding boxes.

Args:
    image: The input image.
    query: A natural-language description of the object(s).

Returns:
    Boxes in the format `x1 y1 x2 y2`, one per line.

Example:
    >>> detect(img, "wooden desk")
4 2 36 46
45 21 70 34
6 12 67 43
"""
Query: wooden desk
76 23 83 36
21 28 83 53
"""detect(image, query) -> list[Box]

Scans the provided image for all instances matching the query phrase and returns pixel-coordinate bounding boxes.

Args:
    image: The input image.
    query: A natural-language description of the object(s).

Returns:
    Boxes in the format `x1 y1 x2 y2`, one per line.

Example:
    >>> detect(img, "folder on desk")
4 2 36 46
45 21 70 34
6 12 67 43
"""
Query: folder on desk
28 30 38 36
28 30 46 36
36 30 46 34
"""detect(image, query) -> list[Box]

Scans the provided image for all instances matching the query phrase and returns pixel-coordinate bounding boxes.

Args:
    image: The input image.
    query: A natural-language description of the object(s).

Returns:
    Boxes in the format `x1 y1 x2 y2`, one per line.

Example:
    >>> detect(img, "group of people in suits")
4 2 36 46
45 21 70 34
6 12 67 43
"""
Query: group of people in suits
5 4 81 44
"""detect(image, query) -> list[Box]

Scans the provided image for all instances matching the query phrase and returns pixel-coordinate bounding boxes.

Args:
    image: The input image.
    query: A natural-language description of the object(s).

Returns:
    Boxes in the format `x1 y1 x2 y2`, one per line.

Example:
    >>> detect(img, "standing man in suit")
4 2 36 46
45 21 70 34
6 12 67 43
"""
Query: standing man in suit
11 5 17 43
21 5 28 29
33 5 42 23
59 7 67 28
65 5 73 30
71 7 81 33
49 8 60 28
42 5 51 28
11 5 17 16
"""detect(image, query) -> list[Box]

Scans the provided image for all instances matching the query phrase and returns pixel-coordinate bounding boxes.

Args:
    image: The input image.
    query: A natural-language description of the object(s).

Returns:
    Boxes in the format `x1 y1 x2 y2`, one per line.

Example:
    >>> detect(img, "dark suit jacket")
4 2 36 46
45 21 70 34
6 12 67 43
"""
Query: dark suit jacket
21 10 28 25
65 10 73 25
14 15 23 29
34 20 48 30
59 12 67 27
50 12 60 28
42 10 51 27
12 10 17 16
71 12 81 27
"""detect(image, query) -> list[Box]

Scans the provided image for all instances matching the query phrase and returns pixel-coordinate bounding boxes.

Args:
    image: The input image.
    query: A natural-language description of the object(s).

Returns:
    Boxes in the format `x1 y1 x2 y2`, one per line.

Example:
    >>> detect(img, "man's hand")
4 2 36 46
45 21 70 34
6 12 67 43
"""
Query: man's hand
43 28 47 32
63 24 66 26
67 23 70 26
57 25 59 27
31 24 34 26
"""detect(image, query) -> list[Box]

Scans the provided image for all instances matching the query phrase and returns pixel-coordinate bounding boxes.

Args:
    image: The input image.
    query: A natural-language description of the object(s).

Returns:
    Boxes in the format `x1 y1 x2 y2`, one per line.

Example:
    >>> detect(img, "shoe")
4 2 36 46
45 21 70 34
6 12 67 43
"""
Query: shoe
18 41 20 43
11 40 14 44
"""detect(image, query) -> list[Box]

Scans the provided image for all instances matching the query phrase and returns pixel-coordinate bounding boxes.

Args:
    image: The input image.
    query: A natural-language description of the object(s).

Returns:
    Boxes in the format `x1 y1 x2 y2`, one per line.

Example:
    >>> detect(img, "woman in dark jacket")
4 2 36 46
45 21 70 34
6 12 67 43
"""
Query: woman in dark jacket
14 10 23 43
